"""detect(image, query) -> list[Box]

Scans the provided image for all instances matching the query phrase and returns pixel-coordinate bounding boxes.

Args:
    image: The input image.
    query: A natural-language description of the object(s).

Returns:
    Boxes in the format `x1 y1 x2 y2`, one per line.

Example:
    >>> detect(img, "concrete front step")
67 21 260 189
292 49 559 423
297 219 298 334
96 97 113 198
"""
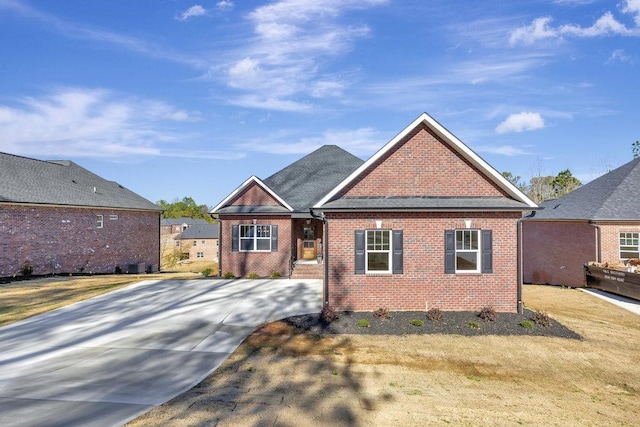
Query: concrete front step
290 263 324 279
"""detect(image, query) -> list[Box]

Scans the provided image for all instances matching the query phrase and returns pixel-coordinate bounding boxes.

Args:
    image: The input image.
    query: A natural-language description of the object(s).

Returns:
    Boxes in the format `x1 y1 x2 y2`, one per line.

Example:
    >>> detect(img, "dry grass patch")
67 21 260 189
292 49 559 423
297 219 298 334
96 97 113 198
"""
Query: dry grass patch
0 271 203 326
130 285 640 427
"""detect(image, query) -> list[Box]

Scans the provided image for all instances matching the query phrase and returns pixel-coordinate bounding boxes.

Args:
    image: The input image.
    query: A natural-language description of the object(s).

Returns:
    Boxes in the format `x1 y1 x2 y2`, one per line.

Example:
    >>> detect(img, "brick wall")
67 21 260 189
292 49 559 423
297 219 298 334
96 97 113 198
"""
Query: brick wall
341 124 509 198
595 221 640 264
179 238 219 261
325 211 521 312
230 182 281 206
218 215 292 277
522 221 597 287
0 204 160 277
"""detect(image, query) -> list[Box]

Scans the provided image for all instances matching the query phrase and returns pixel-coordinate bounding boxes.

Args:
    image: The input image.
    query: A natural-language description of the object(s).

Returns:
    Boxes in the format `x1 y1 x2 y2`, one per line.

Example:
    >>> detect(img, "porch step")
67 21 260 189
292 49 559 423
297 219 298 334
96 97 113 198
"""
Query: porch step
290 262 324 279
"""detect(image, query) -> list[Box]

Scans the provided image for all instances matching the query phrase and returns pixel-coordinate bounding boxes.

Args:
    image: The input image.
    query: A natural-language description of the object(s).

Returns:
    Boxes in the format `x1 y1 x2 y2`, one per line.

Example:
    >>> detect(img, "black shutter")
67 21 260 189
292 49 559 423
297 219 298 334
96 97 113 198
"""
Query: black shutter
482 229 493 273
232 225 239 252
392 230 403 274
355 230 365 274
271 225 278 252
444 230 455 274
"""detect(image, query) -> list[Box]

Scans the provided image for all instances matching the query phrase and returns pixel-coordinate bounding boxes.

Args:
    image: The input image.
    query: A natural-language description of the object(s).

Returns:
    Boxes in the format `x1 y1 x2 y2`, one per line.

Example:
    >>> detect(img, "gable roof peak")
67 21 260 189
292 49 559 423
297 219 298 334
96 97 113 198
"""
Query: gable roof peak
315 113 538 209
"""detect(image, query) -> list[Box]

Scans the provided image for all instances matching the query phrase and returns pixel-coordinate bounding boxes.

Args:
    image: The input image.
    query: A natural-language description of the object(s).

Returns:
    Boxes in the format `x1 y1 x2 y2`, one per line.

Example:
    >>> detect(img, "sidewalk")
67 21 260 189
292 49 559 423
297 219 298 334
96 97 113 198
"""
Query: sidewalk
579 288 640 315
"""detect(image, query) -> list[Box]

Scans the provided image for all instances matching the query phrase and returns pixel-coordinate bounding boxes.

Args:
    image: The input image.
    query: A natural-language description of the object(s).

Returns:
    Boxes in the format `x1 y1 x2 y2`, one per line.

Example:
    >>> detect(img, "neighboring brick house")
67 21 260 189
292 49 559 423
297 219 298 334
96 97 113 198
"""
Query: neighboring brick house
160 218 211 260
212 113 538 312
0 152 162 277
174 223 219 261
523 157 640 287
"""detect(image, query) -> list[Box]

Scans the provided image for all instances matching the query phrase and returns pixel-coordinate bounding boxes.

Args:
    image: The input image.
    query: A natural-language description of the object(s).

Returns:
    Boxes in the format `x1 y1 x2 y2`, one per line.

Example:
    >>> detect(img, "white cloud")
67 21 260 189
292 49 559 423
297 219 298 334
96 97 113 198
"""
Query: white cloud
0 88 243 160
237 127 382 155
176 5 208 22
622 0 640 25
509 17 558 45
475 145 533 156
216 1 234 11
606 48 633 64
218 0 388 111
510 2 640 46
495 112 545 134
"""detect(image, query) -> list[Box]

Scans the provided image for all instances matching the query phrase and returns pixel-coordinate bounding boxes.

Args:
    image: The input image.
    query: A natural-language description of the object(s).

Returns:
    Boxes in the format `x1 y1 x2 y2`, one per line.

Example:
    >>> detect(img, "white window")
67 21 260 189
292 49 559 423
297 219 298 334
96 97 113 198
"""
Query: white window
366 230 391 273
240 224 271 252
619 232 640 259
202 240 206 245
96 215 103 228
193 240 197 246
197 252 204 258
455 229 480 273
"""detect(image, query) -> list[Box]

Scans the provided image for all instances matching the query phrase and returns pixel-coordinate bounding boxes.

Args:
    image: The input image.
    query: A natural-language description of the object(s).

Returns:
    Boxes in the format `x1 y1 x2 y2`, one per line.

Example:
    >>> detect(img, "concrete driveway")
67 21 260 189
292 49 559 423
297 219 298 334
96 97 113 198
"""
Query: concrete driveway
0 278 322 427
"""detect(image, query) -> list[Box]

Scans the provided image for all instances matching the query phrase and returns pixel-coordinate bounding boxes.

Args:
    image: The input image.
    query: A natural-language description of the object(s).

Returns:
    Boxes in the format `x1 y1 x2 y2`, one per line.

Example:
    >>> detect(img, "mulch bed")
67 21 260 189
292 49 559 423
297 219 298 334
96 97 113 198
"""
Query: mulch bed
283 309 582 340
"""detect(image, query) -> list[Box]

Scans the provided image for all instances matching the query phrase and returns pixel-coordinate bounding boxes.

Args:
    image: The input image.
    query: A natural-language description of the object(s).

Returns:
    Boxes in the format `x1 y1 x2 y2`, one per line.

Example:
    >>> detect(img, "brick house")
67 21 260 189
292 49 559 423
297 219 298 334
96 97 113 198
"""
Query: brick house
174 223 219 262
160 218 211 262
523 157 640 287
0 152 162 277
212 113 537 312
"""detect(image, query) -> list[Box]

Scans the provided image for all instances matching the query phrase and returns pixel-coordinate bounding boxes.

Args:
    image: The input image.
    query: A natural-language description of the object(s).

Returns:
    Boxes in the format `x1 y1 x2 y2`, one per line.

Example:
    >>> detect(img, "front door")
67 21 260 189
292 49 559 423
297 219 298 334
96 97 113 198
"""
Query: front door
302 227 316 260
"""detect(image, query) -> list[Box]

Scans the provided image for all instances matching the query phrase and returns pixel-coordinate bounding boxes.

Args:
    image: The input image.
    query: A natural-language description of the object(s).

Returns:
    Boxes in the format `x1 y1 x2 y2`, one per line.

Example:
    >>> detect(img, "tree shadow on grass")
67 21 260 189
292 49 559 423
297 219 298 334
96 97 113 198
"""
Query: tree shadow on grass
129 321 385 427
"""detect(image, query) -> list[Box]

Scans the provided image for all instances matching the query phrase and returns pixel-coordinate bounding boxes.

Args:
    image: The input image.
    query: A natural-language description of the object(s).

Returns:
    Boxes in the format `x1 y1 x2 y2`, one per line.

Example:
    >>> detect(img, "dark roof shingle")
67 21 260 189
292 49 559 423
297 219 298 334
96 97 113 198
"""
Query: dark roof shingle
262 145 364 212
527 157 640 221
0 152 161 211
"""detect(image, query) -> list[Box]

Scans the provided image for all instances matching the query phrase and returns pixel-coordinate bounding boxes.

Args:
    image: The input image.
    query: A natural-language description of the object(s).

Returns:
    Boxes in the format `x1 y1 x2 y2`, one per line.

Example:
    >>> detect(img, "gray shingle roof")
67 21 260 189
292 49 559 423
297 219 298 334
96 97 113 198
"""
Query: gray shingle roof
175 223 219 239
0 152 161 211
262 145 364 212
162 218 209 226
320 196 532 211
527 157 640 221
214 205 292 214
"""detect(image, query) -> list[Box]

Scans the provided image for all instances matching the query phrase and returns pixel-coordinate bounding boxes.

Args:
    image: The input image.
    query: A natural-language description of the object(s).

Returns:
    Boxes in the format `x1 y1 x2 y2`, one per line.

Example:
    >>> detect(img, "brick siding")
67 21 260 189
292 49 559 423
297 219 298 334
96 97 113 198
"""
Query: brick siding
522 220 640 287
0 204 160 277
218 215 292 278
341 124 510 198
326 212 521 313
522 221 597 287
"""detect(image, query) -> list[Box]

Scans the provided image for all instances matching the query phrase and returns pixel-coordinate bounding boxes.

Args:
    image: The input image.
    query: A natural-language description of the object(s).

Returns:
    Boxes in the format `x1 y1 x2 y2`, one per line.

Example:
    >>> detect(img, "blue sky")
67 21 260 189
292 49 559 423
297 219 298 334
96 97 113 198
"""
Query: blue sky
1 0 639 208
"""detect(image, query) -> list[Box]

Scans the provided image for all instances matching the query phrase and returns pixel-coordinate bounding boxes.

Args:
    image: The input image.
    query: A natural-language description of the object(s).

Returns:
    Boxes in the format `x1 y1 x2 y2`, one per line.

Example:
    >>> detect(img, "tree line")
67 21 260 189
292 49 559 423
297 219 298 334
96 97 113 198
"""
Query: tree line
156 197 215 223
502 169 581 204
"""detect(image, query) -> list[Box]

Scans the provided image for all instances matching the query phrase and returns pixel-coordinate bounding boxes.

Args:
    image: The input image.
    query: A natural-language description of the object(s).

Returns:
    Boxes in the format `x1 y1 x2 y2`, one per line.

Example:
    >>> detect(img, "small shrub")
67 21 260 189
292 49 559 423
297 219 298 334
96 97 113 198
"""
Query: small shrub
520 320 534 329
222 271 235 279
115 265 123 274
357 318 370 328
468 321 480 329
321 305 339 322
533 310 551 327
426 308 444 323
410 319 424 326
373 307 391 320
201 267 213 277
246 271 259 279
478 306 497 322
270 271 282 278
21 261 33 277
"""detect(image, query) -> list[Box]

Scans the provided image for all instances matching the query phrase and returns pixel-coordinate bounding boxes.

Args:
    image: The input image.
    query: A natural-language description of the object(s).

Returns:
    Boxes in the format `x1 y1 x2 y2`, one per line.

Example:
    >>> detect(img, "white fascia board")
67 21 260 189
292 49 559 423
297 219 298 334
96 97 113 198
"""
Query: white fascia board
210 175 293 213
314 112 538 209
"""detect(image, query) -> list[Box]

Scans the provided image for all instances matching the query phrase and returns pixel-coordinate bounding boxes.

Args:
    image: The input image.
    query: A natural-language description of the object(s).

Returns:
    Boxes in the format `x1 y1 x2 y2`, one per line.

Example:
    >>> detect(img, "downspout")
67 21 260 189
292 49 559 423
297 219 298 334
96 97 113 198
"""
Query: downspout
516 214 526 315
589 222 601 263
310 209 329 307
212 214 222 277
